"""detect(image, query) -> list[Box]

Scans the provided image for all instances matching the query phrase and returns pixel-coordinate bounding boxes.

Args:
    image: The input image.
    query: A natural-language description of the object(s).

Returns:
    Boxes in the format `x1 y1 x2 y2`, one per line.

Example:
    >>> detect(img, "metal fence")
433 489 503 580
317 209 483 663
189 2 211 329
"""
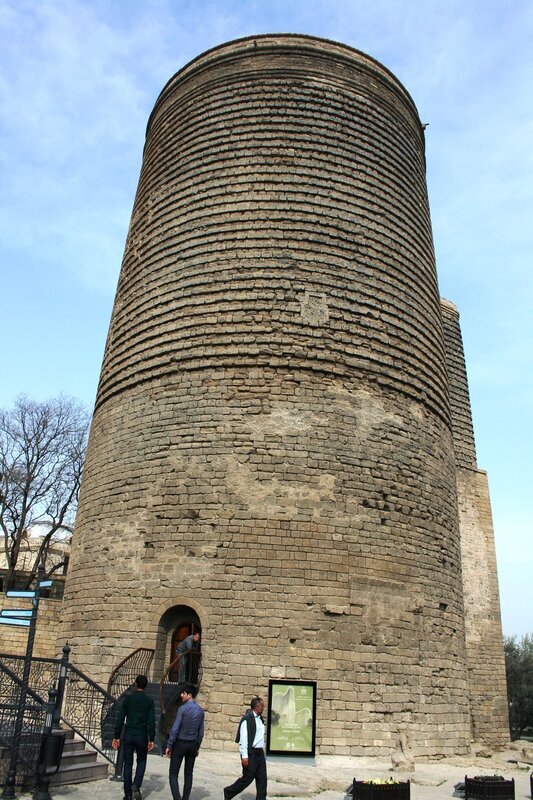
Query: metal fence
0 654 60 702
0 699 46 787
0 646 163 780
63 663 117 762
0 652 118 767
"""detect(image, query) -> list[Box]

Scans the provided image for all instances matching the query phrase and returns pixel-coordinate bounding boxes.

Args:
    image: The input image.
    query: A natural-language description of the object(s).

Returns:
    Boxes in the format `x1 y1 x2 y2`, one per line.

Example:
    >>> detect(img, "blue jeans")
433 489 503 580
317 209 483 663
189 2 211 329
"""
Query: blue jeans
122 733 148 799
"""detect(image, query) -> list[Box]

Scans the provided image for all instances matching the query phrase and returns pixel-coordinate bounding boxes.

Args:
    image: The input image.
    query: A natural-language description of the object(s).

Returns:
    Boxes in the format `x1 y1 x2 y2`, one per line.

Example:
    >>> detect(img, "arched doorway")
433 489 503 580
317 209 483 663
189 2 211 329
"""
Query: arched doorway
154 604 202 681
154 604 202 744
170 620 202 678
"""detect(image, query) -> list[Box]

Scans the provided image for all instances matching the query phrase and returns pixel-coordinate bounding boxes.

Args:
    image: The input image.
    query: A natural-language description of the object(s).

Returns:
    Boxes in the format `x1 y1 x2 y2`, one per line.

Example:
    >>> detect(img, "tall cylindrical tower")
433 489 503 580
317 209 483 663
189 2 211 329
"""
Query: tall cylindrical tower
60 35 471 755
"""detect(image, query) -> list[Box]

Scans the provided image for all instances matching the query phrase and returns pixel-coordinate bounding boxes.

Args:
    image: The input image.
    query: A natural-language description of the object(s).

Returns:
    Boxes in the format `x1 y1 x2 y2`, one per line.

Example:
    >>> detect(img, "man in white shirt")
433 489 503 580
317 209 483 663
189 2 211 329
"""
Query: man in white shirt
224 696 267 800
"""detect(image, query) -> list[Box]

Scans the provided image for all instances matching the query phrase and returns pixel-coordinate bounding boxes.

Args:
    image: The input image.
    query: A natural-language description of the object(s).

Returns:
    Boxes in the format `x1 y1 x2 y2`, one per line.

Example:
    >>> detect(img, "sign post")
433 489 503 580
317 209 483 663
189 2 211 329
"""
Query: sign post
0 564 51 798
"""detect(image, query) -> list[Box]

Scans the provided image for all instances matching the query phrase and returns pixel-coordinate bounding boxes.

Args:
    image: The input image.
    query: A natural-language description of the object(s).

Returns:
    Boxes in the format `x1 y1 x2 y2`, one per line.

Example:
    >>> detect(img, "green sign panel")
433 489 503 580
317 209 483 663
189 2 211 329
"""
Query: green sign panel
267 680 316 756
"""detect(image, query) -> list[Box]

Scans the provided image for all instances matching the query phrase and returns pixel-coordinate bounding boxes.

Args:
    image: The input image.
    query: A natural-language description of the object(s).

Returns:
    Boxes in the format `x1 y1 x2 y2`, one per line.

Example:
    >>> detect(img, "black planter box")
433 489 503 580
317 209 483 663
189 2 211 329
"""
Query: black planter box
352 779 410 799
464 776 515 799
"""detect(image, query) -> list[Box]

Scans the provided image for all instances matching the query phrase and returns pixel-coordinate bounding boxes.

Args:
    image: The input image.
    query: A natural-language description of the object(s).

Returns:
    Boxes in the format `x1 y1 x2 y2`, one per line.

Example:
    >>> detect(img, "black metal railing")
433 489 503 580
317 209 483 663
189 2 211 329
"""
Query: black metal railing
0 645 177 780
0 700 46 787
61 662 118 762
0 654 61 703
0 662 52 788
0 652 118 767
0 659 47 709
107 648 155 699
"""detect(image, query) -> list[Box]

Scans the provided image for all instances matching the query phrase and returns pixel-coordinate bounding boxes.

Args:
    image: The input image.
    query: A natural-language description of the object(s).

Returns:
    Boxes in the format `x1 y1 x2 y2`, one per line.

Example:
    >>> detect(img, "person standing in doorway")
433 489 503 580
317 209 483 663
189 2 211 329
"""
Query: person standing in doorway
165 684 205 800
224 696 267 800
112 674 155 800
176 629 201 683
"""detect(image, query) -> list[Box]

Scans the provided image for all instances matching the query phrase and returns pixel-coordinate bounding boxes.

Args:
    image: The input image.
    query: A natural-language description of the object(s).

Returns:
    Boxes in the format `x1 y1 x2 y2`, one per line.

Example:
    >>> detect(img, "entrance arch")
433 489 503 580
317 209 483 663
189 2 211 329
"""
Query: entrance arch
154 603 202 680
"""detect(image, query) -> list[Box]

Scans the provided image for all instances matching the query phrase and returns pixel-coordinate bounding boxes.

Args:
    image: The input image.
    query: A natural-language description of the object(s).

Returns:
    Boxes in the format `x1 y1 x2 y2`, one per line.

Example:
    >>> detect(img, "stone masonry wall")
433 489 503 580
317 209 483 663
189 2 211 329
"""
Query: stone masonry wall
440 300 477 469
456 468 509 747
60 36 472 756
441 299 509 747
62 369 470 756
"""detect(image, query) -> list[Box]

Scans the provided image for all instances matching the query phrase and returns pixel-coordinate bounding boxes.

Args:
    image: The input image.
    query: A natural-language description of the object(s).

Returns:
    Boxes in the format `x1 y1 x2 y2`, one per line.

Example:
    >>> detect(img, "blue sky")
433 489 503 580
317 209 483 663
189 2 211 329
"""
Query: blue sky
0 0 531 637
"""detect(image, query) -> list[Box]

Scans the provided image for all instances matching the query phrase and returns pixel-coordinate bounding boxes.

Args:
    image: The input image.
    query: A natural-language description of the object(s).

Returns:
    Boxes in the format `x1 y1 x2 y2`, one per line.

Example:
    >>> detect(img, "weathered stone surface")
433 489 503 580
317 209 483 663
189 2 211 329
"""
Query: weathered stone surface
57 35 507 756
441 300 509 749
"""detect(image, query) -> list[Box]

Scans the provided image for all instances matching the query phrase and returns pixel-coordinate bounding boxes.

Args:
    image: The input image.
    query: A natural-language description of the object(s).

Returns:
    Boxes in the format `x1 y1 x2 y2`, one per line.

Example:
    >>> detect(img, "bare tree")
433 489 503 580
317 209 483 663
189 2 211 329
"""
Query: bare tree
0 395 90 590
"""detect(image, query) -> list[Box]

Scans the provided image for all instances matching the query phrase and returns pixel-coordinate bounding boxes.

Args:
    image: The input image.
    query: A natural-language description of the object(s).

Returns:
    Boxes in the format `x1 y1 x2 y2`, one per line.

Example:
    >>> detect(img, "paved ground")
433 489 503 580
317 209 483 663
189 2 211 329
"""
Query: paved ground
21 745 533 800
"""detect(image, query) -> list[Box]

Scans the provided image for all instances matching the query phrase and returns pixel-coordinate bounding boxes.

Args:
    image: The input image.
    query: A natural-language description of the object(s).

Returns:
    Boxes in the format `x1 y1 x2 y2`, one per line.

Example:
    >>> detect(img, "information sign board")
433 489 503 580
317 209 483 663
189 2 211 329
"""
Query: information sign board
266 680 316 756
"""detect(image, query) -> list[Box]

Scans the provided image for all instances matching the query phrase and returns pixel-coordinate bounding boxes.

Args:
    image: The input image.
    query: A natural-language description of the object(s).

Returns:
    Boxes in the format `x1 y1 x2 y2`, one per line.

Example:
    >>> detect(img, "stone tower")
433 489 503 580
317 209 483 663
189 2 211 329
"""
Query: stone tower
440 299 509 747
59 35 508 755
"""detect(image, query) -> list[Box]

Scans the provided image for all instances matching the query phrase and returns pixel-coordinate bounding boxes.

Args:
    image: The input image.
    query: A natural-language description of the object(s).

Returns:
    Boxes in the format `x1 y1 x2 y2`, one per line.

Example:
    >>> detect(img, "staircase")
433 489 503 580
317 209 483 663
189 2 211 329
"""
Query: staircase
0 652 117 789
51 729 109 786
0 648 189 788
145 680 181 756
50 680 174 786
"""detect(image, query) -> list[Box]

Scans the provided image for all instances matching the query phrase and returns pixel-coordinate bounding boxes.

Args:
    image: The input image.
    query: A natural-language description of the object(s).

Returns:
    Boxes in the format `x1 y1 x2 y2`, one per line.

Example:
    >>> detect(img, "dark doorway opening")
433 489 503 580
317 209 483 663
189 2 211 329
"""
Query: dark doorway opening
170 620 201 682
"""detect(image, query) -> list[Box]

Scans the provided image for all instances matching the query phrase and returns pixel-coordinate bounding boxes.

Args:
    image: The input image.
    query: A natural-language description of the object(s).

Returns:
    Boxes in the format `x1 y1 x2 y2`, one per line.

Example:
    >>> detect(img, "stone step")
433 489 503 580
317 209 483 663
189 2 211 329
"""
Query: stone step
63 738 86 753
59 747 99 767
47 732 110 787
51 760 109 786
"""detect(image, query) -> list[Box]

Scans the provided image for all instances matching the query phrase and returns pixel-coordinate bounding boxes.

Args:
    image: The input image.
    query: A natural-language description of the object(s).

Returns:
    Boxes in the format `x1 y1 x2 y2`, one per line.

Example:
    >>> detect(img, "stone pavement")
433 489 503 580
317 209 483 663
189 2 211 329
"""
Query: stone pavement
19 746 533 800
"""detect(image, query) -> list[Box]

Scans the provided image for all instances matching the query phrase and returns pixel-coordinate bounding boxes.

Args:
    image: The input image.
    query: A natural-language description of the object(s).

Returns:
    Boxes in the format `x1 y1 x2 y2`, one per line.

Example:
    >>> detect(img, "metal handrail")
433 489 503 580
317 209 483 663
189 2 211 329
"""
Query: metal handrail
158 650 202 726
0 659 46 706
62 661 118 764
107 647 155 698
0 663 52 786
0 652 61 700
159 654 182 713
0 699 46 787
0 654 119 766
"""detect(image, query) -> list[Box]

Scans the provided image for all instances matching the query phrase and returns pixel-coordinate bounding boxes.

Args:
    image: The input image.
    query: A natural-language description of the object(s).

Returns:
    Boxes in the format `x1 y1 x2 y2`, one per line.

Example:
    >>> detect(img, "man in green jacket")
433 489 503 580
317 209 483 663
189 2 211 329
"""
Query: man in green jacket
112 675 155 800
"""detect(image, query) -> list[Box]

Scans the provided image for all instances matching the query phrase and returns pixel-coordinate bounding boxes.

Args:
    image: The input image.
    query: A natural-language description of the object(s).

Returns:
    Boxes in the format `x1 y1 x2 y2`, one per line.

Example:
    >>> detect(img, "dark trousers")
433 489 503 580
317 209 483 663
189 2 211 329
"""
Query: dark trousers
224 748 267 800
122 733 148 800
169 739 197 800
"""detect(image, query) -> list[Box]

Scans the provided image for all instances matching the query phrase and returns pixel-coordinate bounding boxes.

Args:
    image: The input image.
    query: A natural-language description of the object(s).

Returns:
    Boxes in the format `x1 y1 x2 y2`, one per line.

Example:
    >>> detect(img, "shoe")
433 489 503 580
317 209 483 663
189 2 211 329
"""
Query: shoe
133 787 142 800
224 791 231 800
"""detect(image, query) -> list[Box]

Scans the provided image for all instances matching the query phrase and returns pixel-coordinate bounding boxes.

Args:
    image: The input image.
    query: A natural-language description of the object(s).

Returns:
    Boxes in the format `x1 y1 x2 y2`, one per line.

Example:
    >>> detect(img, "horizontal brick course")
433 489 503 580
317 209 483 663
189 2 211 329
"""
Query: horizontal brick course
58 35 507 757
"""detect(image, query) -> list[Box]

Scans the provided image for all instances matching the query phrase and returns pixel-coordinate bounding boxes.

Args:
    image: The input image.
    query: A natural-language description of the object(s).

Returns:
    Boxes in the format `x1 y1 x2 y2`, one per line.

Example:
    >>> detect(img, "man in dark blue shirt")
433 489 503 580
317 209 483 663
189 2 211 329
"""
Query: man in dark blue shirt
165 684 205 800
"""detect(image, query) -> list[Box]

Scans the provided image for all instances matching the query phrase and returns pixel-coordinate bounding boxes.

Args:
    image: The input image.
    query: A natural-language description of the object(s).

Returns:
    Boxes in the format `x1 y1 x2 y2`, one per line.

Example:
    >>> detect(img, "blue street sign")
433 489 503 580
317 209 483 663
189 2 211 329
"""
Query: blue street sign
1 611 32 618
38 580 53 588
0 617 31 627
5 590 37 598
